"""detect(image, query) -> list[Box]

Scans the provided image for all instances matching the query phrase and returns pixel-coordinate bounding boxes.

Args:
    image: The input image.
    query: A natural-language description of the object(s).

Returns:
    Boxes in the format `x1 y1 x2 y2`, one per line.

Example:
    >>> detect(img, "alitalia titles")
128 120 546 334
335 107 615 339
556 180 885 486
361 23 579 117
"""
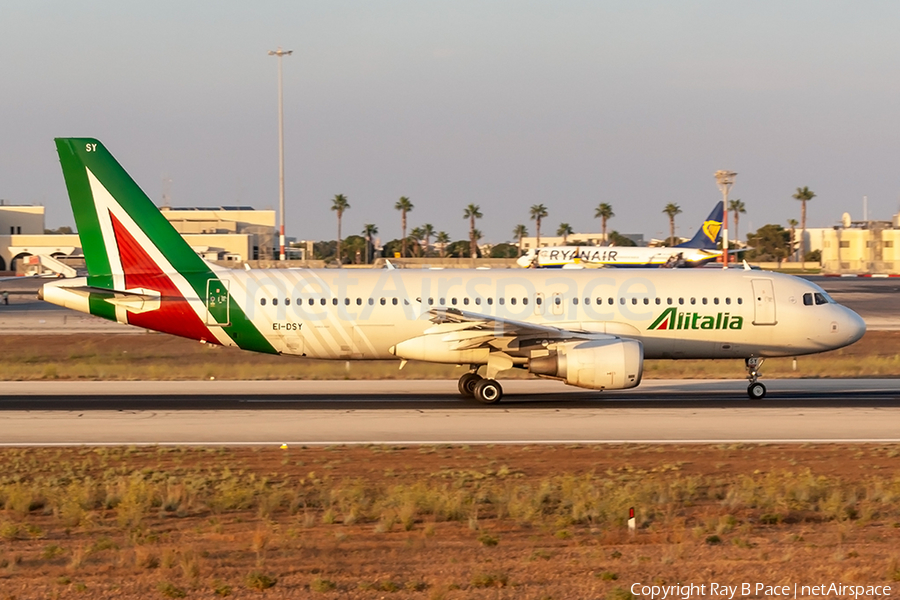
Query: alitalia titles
647 307 743 331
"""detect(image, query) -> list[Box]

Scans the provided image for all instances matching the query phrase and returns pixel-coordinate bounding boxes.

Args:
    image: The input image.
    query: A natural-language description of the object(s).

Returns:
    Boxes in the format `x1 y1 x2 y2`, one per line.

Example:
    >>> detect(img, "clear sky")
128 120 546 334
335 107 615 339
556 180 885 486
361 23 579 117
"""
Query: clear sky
2 1 899 244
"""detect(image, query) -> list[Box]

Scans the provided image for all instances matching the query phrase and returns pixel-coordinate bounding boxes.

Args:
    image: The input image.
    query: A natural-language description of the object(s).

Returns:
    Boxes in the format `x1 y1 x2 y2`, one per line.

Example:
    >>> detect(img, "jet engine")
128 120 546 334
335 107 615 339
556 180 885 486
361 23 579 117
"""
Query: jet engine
528 338 643 390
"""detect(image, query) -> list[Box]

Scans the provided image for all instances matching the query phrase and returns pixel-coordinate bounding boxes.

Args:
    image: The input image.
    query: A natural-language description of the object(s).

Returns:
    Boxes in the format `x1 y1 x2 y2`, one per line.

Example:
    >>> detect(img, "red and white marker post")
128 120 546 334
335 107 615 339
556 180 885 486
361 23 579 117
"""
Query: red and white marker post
628 507 636 535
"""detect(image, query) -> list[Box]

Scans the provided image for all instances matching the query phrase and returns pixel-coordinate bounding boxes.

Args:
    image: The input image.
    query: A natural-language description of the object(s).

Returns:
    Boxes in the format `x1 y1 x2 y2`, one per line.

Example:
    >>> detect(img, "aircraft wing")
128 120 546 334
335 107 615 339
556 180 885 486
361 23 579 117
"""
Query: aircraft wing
425 307 610 350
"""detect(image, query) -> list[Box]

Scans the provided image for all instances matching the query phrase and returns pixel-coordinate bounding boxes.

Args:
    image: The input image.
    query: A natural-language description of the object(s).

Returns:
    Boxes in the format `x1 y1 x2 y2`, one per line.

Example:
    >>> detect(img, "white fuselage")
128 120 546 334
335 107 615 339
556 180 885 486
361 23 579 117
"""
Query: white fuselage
187 268 862 361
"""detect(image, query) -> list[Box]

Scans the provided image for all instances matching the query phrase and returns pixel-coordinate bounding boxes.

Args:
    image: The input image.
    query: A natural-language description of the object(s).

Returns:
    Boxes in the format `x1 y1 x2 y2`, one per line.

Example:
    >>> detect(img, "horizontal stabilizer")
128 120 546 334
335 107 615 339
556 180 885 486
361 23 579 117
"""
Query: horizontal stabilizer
63 286 162 314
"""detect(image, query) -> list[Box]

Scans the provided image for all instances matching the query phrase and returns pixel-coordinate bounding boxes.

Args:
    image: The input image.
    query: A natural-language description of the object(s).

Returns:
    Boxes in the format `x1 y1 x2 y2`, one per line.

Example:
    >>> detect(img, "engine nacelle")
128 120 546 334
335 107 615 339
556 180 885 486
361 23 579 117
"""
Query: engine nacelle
529 338 643 390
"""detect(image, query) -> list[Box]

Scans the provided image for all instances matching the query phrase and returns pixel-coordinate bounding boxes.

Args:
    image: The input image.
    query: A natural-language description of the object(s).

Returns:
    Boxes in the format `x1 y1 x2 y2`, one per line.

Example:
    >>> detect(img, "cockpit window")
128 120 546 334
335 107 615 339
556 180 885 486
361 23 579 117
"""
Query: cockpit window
804 291 833 306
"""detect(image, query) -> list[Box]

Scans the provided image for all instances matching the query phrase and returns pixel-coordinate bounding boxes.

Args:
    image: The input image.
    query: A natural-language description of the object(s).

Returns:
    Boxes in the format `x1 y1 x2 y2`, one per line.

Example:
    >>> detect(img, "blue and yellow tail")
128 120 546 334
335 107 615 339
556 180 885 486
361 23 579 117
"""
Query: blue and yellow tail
675 202 723 249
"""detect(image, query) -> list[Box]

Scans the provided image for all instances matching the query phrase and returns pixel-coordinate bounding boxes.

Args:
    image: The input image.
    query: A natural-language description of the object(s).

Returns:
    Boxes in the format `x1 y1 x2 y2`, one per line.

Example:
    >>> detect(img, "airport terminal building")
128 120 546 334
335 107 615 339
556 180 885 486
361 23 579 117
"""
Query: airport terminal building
0 204 278 274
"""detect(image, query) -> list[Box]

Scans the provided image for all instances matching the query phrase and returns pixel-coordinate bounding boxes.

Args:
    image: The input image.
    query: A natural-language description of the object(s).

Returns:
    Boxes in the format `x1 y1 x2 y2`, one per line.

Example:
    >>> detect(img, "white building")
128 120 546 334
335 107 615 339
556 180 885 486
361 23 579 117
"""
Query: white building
0 204 277 273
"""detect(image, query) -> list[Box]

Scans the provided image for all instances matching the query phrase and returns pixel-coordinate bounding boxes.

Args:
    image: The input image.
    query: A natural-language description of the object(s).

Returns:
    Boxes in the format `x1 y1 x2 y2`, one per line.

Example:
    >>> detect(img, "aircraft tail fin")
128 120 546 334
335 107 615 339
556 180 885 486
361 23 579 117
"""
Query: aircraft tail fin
54 138 209 290
675 201 724 249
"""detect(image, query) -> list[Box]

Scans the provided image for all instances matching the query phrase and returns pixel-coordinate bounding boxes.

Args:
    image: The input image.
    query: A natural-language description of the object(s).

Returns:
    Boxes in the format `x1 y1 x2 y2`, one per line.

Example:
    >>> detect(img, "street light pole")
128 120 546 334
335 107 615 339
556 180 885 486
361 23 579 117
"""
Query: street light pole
268 47 293 261
714 170 737 269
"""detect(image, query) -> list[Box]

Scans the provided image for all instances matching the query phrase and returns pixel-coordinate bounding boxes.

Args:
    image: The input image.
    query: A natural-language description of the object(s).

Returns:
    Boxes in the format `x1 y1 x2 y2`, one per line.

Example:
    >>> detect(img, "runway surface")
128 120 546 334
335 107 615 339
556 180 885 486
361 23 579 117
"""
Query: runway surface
1 379 898 445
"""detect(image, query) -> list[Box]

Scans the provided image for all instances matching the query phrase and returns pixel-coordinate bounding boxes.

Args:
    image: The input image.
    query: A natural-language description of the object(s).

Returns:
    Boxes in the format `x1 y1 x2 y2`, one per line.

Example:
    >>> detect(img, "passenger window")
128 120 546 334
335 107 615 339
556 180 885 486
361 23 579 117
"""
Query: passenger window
690 298 696 305
356 298 362 305
272 298 278 306
285 298 291 306
803 293 814 306
320 298 326 306
572 298 578 305
439 298 446 305
667 298 673 305
260 298 266 306
619 298 625 305
380 298 386 305
344 298 349 305
475 298 481 305
333 298 339 305
522 297 528 305
392 298 398 305
511 297 517 305
631 298 637 305
737 298 742 305
487 298 493 305
463 298 469 305
643 298 649 305
655 298 661 305
451 298 457 305
584 298 590 305
428 297 434 305
702 298 707 305
678 298 684 305
714 297 719 305
725 297 731 305
536 297 542 305
499 298 506 305
554 297 561 305
608 298 614 305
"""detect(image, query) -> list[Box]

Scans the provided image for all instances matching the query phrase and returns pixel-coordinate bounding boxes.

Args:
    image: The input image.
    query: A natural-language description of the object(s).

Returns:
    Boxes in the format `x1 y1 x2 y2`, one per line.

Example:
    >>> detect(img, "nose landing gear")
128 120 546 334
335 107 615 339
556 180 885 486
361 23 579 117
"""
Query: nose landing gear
745 357 766 399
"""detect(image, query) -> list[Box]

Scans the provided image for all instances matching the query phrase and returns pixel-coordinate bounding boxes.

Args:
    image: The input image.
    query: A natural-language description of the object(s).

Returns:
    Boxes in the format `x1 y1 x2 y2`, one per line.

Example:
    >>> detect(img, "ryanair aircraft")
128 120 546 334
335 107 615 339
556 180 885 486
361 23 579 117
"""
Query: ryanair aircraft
42 139 865 403
517 202 725 268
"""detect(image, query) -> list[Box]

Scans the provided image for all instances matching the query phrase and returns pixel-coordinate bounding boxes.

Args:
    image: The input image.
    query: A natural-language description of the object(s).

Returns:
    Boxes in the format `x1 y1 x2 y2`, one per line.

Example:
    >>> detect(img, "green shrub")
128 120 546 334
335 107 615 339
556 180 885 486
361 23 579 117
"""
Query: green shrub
157 581 186 598
246 571 277 590
310 576 335 592
471 571 508 588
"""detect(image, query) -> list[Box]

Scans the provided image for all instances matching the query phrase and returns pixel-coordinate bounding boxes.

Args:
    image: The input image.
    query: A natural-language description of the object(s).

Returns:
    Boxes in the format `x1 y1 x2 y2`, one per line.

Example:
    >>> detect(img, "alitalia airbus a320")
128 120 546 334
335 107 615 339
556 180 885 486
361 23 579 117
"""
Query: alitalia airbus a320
41 138 866 402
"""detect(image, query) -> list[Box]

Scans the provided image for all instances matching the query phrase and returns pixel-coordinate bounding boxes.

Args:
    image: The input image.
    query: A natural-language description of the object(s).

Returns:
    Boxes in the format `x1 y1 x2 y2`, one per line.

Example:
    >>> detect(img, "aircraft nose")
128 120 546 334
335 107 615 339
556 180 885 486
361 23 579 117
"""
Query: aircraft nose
838 306 866 346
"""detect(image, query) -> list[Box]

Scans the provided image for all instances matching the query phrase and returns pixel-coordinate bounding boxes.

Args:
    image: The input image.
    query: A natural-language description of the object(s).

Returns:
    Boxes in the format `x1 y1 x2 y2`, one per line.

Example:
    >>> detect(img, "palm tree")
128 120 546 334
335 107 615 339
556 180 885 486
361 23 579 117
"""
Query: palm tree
362 223 378 264
512 224 528 257
787 218 798 262
557 223 573 245
421 223 435 256
394 196 414 257
331 194 350 263
463 204 483 259
530 204 548 249
662 203 682 246
435 231 450 258
728 199 746 247
409 226 425 257
594 203 614 244
792 186 816 258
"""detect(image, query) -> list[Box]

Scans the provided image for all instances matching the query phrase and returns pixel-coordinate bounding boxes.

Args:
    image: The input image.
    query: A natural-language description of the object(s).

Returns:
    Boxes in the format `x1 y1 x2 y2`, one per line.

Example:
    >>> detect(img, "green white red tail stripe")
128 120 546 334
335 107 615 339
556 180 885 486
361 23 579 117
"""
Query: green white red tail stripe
54 138 275 353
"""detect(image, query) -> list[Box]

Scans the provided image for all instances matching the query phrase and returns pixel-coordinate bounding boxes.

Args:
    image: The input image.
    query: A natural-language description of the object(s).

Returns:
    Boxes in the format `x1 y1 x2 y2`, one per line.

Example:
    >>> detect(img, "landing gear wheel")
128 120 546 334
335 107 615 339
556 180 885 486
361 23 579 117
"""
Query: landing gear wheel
744 357 766 399
747 382 767 400
458 372 482 397
473 379 503 404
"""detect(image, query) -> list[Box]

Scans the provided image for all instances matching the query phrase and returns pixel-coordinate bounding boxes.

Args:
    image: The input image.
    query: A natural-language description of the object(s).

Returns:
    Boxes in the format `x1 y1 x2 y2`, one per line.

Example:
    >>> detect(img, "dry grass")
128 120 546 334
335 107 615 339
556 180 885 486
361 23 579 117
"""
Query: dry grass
1 445 900 598
0 331 897 380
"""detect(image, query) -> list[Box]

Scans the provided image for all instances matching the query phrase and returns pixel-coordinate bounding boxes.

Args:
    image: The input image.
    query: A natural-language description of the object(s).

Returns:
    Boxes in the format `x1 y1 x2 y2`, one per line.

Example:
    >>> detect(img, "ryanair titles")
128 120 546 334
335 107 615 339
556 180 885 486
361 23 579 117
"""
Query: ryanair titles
647 307 743 330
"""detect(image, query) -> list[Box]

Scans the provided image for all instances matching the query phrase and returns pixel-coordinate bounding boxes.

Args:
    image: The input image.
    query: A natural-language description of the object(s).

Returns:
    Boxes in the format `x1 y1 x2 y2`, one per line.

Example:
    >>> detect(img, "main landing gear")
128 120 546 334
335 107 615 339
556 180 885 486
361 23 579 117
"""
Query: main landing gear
457 370 503 404
745 357 766 399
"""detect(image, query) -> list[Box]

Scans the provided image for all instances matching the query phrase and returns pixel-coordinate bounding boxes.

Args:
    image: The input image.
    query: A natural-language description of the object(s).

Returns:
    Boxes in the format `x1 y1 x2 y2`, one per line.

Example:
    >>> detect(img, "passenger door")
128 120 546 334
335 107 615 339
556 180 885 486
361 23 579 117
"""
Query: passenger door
750 279 777 325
